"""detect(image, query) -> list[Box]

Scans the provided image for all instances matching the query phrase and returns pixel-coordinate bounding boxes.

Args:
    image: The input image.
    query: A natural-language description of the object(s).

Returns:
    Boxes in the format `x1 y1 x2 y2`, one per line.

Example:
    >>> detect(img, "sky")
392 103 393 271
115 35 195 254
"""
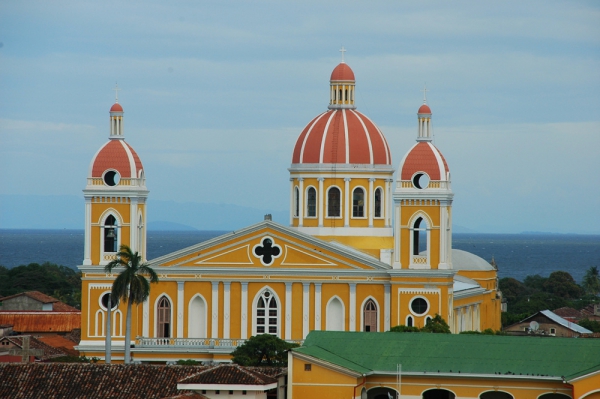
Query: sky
1 1 599 234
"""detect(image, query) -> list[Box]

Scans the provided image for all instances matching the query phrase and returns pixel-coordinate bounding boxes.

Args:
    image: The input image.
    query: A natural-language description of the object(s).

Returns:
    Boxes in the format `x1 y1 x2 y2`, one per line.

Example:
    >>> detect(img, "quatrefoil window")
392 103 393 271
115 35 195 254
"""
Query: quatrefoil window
253 236 282 266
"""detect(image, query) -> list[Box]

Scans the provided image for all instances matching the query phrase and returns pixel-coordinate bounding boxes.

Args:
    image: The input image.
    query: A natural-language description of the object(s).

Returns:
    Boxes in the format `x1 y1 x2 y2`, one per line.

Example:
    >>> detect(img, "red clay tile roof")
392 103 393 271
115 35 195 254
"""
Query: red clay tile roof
179 364 278 386
245 366 287 378
330 62 355 81
110 103 124 112
90 139 144 179
0 335 67 361
162 393 209 399
0 312 81 333
553 307 583 319
418 104 431 114
0 363 208 399
292 109 391 165
400 141 449 181
0 291 58 304
37 334 79 356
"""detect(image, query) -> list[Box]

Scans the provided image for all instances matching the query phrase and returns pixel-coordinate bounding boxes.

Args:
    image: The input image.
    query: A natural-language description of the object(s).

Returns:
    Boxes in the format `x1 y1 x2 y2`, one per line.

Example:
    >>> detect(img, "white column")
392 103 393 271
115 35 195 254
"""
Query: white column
439 202 449 269
298 178 304 227
223 282 231 339
240 282 248 339
385 179 392 227
393 203 402 268
143 297 149 337
177 281 184 338
384 283 391 331
130 198 138 253
349 283 356 332
211 282 219 338
344 178 351 227
318 178 325 227
289 178 294 226
83 198 92 265
314 283 322 331
368 178 375 227
285 283 292 340
302 283 310 339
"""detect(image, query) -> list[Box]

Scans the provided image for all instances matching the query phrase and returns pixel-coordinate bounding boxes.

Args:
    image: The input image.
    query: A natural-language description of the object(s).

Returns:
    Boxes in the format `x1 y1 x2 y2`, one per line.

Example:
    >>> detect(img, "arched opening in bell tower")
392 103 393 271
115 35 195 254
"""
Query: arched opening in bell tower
104 215 118 253
412 217 428 255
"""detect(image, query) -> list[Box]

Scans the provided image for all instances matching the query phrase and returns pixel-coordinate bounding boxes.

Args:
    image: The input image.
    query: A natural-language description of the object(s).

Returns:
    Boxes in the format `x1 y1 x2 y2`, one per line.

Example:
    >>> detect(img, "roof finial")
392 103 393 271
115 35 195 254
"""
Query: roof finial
421 83 428 104
339 46 346 63
113 82 121 103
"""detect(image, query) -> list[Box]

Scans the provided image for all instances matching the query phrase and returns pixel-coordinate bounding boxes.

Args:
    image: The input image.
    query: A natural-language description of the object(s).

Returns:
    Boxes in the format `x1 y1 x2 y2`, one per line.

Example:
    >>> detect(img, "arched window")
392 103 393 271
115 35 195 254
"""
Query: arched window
413 217 428 255
479 392 514 399
188 295 207 338
306 187 316 217
327 187 341 217
326 297 344 331
363 299 377 332
104 215 118 252
423 389 455 399
157 296 171 338
374 188 382 218
537 395 571 399
352 188 365 217
294 187 300 217
406 315 414 327
256 290 278 335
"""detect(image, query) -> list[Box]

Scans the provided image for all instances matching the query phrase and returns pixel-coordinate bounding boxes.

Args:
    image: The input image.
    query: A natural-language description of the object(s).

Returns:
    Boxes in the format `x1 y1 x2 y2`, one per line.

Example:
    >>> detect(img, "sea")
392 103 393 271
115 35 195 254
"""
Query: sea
0 229 598 283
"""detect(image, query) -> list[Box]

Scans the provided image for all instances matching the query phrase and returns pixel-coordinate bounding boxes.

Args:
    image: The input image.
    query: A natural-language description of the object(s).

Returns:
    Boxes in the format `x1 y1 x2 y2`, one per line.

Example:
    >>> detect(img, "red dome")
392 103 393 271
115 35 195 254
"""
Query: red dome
90 140 143 179
418 104 431 114
400 142 449 181
292 109 391 165
110 103 123 112
330 63 355 81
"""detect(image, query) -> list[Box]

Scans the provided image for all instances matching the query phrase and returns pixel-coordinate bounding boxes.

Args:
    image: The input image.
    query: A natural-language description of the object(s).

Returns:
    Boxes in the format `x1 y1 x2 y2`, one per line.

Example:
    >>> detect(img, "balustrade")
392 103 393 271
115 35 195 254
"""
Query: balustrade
135 337 303 348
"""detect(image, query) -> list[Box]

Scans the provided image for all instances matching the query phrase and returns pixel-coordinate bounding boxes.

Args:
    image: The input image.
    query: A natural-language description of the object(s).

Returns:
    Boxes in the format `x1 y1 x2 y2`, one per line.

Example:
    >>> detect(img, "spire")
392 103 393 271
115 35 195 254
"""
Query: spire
109 86 124 140
329 51 356 110
417 89 432 142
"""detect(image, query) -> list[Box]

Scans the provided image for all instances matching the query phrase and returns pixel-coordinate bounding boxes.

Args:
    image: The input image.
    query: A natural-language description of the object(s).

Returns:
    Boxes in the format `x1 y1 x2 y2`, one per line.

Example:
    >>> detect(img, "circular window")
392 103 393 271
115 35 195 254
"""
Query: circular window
410 297 429 315
103 170 121 186
100 292 118 310
412 172 430 189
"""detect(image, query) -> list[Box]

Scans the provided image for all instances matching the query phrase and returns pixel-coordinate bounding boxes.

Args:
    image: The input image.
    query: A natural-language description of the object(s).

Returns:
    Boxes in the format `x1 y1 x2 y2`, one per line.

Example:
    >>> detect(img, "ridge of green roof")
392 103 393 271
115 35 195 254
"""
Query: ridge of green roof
296 331 600 378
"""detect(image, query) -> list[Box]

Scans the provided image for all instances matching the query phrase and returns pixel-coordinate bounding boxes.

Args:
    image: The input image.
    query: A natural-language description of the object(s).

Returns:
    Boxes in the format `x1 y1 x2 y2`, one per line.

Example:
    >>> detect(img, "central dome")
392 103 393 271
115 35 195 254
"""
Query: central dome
292 109 391 165
292 62 391 166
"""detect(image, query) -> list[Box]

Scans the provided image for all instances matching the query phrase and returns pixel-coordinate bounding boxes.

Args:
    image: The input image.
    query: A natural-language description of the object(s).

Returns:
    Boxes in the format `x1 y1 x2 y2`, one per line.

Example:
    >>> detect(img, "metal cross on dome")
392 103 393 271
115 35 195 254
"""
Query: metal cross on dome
253 237 282 266
114 83 121 103
339 46 346 63
421 84 428 104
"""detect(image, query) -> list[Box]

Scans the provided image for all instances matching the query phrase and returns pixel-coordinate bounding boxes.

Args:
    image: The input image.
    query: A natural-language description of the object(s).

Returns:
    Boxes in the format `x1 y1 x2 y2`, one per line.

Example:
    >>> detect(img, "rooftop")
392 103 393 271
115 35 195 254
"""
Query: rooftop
293 331 600 380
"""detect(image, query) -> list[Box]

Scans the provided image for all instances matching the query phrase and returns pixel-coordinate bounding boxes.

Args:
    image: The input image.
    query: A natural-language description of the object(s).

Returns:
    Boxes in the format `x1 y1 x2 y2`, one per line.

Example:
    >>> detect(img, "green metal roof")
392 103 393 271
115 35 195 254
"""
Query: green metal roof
293 331 600 380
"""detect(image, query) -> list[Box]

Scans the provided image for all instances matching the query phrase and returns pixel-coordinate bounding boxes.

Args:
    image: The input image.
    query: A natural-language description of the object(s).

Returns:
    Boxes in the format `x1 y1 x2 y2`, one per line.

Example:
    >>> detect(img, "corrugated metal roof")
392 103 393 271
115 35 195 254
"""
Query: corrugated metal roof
540 310 592 334
294 331 600 379
0 312 80 333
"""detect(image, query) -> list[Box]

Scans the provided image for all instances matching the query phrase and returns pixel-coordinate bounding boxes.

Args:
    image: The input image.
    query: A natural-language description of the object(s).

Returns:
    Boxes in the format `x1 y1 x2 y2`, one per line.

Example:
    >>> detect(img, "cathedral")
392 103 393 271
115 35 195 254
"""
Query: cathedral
77 59 502 363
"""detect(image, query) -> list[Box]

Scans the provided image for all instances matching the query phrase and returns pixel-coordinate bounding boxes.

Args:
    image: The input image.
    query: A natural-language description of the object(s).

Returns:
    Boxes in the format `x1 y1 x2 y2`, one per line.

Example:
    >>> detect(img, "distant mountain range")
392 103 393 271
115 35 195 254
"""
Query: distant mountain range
0 194 477 233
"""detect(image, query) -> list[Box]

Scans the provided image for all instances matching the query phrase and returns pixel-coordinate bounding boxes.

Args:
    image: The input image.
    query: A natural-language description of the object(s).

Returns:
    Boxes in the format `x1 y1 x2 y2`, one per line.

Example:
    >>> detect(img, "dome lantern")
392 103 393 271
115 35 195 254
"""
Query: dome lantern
109 84 124 140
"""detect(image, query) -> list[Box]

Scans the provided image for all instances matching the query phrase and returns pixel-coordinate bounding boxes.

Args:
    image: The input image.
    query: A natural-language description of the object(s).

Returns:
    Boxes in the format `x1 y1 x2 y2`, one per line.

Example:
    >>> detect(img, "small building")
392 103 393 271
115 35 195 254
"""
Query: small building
504 309 592 337
289 330 600 399
0 291 80 336
0 335 67 363
177 364 284 399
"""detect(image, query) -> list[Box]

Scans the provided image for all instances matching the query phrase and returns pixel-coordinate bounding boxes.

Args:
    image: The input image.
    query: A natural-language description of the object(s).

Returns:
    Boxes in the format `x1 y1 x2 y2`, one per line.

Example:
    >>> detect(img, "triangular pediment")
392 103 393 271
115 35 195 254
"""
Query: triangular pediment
148 221 390 271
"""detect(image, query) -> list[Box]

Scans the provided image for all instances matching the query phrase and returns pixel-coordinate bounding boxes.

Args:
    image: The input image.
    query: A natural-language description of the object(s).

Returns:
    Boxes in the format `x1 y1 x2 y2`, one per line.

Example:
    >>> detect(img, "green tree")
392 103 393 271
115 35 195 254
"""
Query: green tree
105 245 158 364
542 271 583 299
421 314 451 333
498 278 530 304
582 266 600 296
389 325 421 333
231 334 299 366
578 318 600 333
523 274 547 291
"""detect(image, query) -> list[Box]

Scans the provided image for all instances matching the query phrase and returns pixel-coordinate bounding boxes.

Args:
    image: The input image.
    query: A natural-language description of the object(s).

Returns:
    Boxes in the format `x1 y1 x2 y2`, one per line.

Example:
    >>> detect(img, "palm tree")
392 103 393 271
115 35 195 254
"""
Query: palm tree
105 244 158 364
583 266 600 296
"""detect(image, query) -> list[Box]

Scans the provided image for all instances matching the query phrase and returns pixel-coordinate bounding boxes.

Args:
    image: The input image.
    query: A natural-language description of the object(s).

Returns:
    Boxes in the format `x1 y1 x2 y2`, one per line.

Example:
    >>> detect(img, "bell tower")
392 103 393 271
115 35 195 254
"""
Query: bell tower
392 101 453 269
82 91 149 266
